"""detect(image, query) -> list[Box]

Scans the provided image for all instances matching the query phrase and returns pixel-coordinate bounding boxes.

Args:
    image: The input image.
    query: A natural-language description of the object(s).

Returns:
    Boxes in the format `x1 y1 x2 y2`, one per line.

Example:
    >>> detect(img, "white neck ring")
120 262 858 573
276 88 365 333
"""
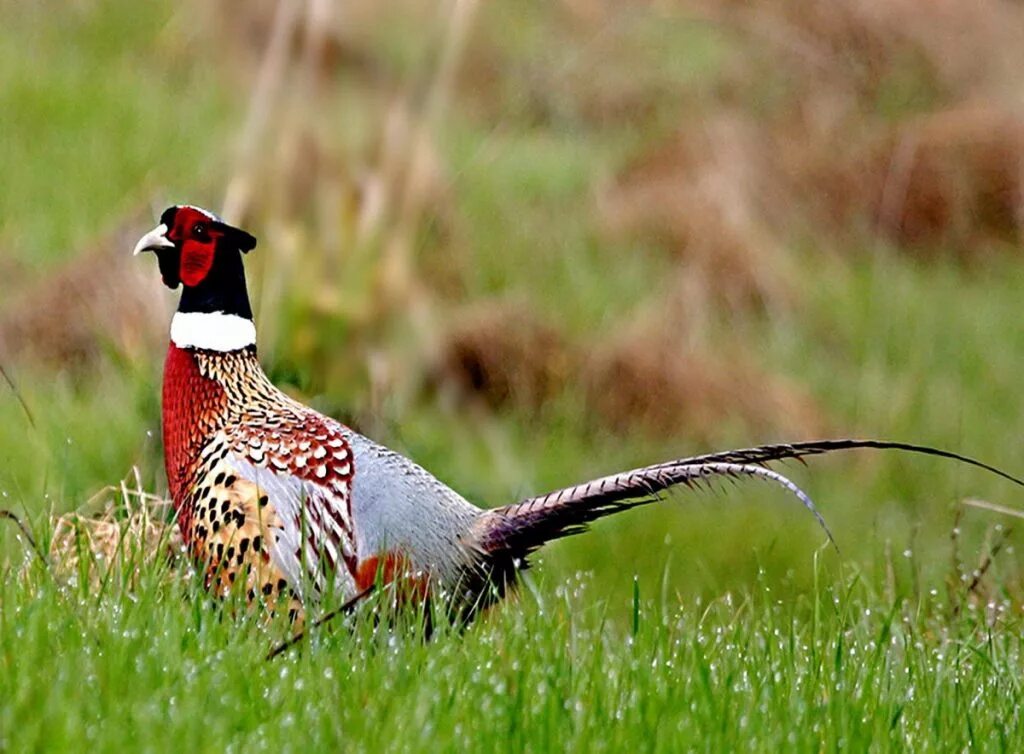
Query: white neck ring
170 311 256 352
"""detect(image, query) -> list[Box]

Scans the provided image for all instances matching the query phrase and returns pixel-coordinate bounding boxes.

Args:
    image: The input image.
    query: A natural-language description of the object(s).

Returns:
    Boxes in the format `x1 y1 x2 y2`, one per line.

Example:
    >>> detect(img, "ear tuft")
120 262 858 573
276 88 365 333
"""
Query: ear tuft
213 221 257 253
235 229 257 253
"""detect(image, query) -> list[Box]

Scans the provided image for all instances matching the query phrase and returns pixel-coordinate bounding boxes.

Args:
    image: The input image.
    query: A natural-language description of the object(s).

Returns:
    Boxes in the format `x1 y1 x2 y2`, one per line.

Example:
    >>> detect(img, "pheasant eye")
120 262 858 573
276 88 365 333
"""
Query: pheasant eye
192 222 207 238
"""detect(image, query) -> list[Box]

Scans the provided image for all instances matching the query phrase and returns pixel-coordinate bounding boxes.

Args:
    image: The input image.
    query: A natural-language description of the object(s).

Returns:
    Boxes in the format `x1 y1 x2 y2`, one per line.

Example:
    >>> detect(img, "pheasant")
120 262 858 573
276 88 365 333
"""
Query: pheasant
134 204 1022 620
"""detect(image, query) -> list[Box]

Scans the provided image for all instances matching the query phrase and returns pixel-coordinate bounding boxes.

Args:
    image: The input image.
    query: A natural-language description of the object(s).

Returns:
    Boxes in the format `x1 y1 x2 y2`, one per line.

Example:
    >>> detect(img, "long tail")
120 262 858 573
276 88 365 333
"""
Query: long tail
476 438 1024 561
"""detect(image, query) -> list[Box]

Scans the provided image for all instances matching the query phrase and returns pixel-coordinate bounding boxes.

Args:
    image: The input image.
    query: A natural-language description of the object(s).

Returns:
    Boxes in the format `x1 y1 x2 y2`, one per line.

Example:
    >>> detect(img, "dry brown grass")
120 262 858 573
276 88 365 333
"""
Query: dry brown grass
872 106 1024 252
0 213 168 368
582 308 823 443
435 300 573 411
13 0 1024 446
596 0 1024 277
201 0 476 415
708 0 1024 100
598 115 795 312
432 293 823 441
42 470 184 590
727 0 1024 249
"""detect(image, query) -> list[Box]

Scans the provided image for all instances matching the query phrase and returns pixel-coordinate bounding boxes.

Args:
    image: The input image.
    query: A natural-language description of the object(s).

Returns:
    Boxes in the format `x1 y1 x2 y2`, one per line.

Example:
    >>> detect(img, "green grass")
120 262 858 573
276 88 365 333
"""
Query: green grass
4 1 1024 750
5 250 1024 749
0 2 233 266
4 550 1023 752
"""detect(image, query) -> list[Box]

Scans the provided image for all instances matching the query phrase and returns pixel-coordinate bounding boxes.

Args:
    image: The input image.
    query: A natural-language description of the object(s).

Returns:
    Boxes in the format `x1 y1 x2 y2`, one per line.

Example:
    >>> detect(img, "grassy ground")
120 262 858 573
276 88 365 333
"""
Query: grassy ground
4 552 1024 752
4 1 1024 750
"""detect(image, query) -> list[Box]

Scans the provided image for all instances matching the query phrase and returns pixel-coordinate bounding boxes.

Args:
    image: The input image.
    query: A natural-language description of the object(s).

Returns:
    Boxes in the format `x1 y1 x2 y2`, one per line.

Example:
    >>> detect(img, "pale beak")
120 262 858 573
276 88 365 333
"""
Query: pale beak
132 224 175 256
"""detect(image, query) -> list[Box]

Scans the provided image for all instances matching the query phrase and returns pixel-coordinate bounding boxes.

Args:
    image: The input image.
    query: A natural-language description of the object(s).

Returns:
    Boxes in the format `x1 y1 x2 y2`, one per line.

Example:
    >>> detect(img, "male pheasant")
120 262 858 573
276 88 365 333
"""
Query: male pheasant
134 204 1022 619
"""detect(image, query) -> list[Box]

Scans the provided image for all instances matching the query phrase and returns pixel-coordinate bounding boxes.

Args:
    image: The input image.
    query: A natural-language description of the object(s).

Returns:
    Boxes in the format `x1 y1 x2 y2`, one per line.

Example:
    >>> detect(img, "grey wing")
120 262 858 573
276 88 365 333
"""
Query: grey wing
340 428 484 581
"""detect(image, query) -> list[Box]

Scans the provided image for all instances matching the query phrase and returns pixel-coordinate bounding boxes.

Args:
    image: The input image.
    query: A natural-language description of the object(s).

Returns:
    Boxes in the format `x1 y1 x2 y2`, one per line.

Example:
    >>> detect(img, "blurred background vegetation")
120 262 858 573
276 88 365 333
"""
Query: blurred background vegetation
3 0 1024 609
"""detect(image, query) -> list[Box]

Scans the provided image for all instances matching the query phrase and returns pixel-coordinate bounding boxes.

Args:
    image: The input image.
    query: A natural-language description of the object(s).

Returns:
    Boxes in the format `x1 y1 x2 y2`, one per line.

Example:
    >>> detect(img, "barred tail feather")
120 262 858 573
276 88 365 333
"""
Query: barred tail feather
477 438 1024 561
479 460 832 559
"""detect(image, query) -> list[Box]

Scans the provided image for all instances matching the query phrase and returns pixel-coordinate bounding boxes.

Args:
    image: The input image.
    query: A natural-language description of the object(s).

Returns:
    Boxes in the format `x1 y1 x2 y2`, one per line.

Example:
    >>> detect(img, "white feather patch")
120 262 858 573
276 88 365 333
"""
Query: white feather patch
170 312 256 351
179 204 221 221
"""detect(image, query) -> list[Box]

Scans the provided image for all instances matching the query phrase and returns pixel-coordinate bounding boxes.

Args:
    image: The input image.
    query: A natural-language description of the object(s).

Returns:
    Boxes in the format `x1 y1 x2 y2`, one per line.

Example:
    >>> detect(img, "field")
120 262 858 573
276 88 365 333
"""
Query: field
3 1 1024 750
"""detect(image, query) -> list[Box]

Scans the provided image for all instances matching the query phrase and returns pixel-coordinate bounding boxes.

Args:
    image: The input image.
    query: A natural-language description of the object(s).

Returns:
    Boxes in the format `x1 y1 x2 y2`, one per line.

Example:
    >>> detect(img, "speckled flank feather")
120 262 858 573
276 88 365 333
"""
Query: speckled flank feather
184 454 292 602
162 331 486 616
164 343 360 606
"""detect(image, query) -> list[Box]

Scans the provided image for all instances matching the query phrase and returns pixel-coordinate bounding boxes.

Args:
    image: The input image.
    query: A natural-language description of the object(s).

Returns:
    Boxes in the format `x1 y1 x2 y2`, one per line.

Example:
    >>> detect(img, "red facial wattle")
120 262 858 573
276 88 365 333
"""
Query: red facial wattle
179 238 217 286
166 206 223 287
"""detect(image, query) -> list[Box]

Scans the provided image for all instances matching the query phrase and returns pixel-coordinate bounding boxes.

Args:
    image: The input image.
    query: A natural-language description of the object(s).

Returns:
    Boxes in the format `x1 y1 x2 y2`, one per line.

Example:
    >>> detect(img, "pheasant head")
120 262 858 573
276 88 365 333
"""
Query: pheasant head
134 205 258 351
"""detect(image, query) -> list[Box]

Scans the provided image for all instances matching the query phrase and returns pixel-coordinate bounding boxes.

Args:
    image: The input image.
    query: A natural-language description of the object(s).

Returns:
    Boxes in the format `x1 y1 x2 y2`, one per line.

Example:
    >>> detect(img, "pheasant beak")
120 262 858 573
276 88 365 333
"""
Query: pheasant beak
132 223 175 256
